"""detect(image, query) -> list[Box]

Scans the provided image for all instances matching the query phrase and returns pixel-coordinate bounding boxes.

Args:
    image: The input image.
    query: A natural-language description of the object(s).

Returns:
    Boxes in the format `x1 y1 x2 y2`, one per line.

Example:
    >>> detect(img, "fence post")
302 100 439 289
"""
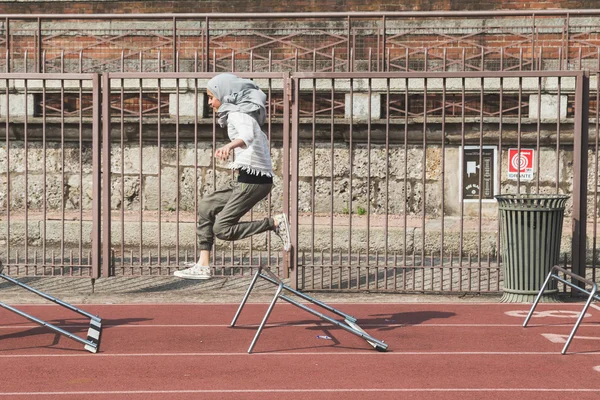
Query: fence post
571 71 589 289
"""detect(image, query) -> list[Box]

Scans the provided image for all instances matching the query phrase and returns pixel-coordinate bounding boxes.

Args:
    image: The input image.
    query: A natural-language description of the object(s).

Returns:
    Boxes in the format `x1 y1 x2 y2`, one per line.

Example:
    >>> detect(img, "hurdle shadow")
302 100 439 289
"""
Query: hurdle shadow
0 317 152 352
246 310 456 332
366 311 457 331
231 310 456 353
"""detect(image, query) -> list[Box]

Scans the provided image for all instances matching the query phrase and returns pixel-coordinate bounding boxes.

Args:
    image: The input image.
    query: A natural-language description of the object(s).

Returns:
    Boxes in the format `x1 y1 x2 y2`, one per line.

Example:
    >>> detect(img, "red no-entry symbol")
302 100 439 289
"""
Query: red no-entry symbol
508 149 533 172
508 148 534 181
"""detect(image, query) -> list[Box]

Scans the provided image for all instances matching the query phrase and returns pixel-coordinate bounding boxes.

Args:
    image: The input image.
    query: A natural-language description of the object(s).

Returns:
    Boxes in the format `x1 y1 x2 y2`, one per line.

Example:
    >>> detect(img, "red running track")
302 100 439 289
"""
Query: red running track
0 302 599 399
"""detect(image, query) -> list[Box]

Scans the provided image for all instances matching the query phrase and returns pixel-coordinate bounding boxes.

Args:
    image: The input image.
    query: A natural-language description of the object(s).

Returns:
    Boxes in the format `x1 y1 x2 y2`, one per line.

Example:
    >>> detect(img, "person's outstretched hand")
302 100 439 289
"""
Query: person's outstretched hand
215 145 232 161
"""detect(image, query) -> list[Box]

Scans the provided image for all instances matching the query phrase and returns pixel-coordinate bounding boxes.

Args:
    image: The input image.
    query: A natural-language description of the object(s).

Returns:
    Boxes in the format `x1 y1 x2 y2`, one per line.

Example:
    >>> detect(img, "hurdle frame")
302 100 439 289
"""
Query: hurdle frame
231 265 388 353
0 261 103 353
523 265 599 355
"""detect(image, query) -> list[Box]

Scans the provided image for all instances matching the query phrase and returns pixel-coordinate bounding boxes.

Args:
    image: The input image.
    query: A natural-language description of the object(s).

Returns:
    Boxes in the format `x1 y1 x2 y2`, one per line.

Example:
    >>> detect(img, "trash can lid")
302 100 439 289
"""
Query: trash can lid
495 194 569 210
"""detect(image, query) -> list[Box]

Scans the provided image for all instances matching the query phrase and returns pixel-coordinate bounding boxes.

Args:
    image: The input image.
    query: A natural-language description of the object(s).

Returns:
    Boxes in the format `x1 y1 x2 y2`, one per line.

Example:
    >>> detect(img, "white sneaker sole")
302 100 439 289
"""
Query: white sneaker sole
279 213 291 252
173 271 212 280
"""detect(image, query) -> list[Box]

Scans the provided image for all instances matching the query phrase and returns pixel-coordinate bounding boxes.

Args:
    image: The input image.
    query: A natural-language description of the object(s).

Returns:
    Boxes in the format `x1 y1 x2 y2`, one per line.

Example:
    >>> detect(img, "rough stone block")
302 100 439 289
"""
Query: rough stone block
170 92 205 117
0 94 34 117
344 93 381 120
528 94 567 120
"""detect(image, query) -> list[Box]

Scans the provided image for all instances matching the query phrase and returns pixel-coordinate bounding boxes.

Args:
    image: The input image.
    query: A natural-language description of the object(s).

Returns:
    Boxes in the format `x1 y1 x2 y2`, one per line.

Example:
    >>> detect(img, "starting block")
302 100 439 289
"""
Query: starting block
0 261 102 353
523 265 599 355
231 265 389 354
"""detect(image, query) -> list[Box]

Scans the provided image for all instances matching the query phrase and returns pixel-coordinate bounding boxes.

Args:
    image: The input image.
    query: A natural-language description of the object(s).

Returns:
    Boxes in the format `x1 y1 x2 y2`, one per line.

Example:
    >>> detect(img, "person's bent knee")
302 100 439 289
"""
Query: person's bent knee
197 206 212 222
213 219 234 241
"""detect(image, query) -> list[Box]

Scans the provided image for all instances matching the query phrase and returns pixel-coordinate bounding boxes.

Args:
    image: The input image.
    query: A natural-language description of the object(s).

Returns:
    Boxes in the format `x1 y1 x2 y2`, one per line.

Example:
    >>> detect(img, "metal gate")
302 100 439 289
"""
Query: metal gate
0 73 102 278
289 71 589 293
100 72 292 278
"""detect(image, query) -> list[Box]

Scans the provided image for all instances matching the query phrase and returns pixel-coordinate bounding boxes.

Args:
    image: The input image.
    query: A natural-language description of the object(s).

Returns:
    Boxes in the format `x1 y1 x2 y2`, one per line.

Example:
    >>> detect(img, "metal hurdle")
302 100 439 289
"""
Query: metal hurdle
523 265 599 355
0 261 102 353
231 265 388 354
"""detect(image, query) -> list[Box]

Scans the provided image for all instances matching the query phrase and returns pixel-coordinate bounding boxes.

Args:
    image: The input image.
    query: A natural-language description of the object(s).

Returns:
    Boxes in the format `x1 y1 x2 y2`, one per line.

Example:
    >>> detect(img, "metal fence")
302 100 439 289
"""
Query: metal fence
2 11 600 74
0 70 597 293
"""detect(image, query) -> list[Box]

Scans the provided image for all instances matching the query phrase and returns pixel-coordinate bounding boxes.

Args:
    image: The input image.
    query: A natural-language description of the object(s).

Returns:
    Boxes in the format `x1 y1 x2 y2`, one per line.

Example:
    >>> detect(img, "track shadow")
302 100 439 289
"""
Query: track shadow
366 311 457 331
0 317 152 352
248 310 457 333
131 279 214 293
231 321 388 353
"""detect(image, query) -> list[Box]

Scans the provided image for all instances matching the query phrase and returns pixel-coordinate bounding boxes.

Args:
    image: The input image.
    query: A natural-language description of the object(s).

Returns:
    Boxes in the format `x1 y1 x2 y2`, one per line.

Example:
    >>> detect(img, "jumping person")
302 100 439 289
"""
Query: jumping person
174 73 291 280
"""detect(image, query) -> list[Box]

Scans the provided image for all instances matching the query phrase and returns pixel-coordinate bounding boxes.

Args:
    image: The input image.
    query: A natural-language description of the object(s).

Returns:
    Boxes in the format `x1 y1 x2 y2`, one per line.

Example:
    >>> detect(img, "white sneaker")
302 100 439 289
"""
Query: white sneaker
273 213 291 252
174 264 212 280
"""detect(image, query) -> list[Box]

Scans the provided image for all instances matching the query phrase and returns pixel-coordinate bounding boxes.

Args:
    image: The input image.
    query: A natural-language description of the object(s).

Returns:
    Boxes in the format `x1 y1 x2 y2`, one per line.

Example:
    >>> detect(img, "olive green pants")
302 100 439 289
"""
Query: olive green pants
196 181 273 251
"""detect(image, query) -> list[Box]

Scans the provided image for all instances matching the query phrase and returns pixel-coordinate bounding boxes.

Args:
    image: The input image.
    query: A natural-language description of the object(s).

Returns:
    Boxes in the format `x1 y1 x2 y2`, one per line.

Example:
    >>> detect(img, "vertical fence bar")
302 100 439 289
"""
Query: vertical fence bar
93 73 102 279
78 74 84 273
366 76 372 266
497 73 504 292
36 18 41 73
556 76 562 193
403 75 408 268
41 76 47 265
384 77 390 274
23 77 29 266
382 16 386 72
5 18 9 73
565 14 570 70
478 76 484 274
3 76 9 267
193 77 199 262
288 73 298 287
348 76 353 272
175 77 181 266
205 17 210 73
329 75 335 286
138 75 143 268
459 71 466 275
593 68 600 283
101 73 112 277
441 77 447 290
60 76 65 269
119 75 125 273
157 77 163 268
310 73 316 268
173 17 177 73
346 17 351 72
422 70 427 271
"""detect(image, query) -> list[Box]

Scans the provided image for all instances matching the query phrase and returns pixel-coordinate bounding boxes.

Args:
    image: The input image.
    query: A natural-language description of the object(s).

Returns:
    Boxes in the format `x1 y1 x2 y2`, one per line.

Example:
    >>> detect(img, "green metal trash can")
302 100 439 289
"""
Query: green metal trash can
495 194 569 303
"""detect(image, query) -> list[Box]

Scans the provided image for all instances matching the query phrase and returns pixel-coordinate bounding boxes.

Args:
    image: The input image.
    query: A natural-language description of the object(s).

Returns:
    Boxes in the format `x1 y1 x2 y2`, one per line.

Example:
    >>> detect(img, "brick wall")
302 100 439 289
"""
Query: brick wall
0 0 597 14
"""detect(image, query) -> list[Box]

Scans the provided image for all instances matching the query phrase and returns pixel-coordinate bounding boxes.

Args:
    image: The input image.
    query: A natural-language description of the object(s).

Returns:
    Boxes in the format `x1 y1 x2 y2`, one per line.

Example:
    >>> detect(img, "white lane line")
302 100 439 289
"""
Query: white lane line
1 323 598 329
6 302 589 307
590 304 600 311
1 351 599 358
1 388 600 396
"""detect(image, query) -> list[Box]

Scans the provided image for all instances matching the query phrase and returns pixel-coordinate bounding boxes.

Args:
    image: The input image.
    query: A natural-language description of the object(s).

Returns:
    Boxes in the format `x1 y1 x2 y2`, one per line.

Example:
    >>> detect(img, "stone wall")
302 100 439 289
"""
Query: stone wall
0 119 583 257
